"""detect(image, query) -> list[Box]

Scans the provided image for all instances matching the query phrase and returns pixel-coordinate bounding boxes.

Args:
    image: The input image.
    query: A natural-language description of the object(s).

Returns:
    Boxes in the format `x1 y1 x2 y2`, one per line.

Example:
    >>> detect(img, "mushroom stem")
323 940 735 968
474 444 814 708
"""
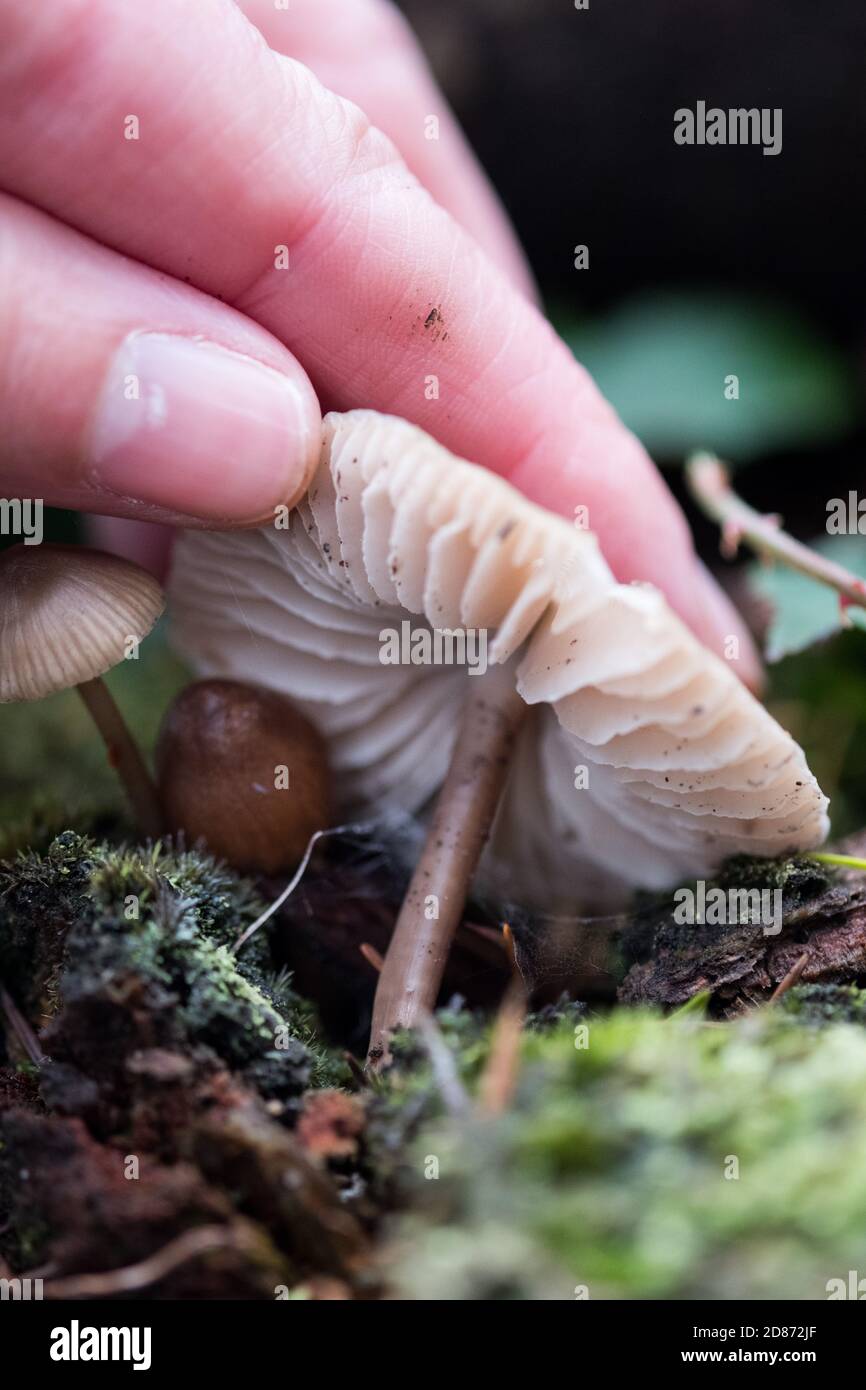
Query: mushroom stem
76 676 163 839
368 660 527 1069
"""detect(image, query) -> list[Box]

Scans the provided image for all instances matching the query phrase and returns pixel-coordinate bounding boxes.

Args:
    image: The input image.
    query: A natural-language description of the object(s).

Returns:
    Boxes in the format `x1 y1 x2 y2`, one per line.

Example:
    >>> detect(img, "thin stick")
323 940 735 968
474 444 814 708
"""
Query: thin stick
686 453 866 612
368 661 526 1068
231 823 367 953
77 676 162 839
42 1225 247 1299
502 921 518 972
769 950 810 1004
359 942 385 973
463 921 508 950
0 982 45 1066
477 977 527 1115
455 920 510 969
415 1012 471 1116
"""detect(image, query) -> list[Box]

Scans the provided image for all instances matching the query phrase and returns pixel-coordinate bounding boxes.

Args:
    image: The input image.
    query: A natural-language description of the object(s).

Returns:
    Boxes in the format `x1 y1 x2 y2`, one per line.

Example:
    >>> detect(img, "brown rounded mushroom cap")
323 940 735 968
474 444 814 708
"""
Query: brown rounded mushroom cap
155 678 330 874
0 544 165 703
168 411 829 910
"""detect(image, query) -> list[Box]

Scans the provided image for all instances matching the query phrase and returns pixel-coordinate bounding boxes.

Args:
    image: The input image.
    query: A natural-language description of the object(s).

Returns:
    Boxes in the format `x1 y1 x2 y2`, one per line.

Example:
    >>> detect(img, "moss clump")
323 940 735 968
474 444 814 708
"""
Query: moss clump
782 981 866 1028
713 852 833 898
626 852 833 963
527 994 588 1032
388 1005 866 1300
364 1003 490 1196
0 832 348 1096
367 998 589 1204
613 851 852 1010
388 1001 491 1077
86 839 274 977
0 830 96 1017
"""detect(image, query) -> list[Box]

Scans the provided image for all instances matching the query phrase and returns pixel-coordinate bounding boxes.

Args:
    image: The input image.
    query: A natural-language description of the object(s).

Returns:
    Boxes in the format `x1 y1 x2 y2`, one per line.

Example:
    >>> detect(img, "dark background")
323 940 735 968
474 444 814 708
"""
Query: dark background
399 0 866 334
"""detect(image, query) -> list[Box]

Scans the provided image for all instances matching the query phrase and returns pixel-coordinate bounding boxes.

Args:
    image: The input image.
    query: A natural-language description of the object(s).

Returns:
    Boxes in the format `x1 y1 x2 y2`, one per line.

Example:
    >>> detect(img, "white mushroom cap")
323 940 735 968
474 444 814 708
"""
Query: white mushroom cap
0 544 165 703
168 410 828 909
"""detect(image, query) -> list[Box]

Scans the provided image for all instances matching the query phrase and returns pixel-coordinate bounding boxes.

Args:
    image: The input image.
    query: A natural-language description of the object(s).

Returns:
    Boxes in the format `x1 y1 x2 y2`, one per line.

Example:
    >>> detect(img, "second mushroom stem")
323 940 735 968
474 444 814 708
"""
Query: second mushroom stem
368 660 527 1068
77 676 163 840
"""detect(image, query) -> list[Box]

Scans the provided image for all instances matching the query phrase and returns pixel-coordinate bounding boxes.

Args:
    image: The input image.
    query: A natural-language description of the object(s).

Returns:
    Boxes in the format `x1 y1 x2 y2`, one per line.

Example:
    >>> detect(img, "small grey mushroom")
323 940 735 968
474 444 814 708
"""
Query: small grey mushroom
0 543 164 837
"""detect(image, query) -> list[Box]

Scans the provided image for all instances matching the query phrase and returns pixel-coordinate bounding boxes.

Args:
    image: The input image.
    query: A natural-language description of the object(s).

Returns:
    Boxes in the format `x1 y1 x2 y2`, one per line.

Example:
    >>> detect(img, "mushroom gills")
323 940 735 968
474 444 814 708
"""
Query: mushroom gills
168 409 829 911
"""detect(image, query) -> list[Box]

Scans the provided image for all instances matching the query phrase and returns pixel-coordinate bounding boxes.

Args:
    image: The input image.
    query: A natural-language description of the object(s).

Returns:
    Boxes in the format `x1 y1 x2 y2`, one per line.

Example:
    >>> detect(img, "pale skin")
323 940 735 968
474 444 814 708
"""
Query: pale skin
0 0 759 686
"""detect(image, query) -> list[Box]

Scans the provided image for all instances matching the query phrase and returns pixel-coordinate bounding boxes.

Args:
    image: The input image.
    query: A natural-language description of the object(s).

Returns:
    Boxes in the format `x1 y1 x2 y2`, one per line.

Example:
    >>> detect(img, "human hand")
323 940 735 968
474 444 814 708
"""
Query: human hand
0 0 760 683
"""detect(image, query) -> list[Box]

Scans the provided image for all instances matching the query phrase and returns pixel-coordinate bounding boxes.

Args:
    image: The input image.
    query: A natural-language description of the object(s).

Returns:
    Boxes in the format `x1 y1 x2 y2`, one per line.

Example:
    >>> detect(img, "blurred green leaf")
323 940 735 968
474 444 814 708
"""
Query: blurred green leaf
764 627 866 837
560 291 857 462
749 535 866 661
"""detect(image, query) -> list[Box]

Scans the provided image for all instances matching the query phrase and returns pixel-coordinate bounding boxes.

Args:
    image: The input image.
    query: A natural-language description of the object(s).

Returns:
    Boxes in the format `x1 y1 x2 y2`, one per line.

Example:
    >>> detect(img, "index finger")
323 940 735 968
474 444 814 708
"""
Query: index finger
236 0 536 299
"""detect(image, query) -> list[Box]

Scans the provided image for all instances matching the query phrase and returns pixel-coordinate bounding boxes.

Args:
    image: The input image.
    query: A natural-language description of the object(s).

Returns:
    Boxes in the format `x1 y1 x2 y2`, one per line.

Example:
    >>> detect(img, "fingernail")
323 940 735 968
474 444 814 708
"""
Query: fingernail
90 333 314 522
694 560 765 693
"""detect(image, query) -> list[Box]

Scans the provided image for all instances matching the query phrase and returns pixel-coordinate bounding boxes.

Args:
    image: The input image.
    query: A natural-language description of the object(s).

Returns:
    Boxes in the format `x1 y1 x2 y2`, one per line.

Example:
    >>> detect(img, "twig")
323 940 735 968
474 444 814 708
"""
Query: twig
232 822 368 953
462 921 508 949
477 976 528 1115
41 1225 249 1299
502 922 518 973
367 661 526 1068
415 1012 471 1116
359 942 385 973
769 951 811 1004
0 982 46 1066
455 921 510 969
686 452 866 613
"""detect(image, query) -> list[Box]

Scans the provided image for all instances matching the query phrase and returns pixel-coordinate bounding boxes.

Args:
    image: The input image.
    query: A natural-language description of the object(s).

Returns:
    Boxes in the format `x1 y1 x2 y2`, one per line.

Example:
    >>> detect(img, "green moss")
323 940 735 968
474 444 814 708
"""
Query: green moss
0 832 348 1096
0 830 96 1015
713 852 832 898
633 851 831 934
617 852 837 999
782 982 866 1028
389 1005 866 1300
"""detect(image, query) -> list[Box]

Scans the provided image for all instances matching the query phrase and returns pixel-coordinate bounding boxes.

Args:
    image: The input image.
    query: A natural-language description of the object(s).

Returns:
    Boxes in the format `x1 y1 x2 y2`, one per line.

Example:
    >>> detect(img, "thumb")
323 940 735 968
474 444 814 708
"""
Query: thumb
0 198 321 528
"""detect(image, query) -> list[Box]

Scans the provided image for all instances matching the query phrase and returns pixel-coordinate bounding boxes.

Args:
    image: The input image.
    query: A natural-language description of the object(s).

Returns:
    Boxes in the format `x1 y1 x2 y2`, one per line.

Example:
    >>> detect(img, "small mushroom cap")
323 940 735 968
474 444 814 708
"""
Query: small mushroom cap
168 411 829 909
155 678 330 874
0 544 165 702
